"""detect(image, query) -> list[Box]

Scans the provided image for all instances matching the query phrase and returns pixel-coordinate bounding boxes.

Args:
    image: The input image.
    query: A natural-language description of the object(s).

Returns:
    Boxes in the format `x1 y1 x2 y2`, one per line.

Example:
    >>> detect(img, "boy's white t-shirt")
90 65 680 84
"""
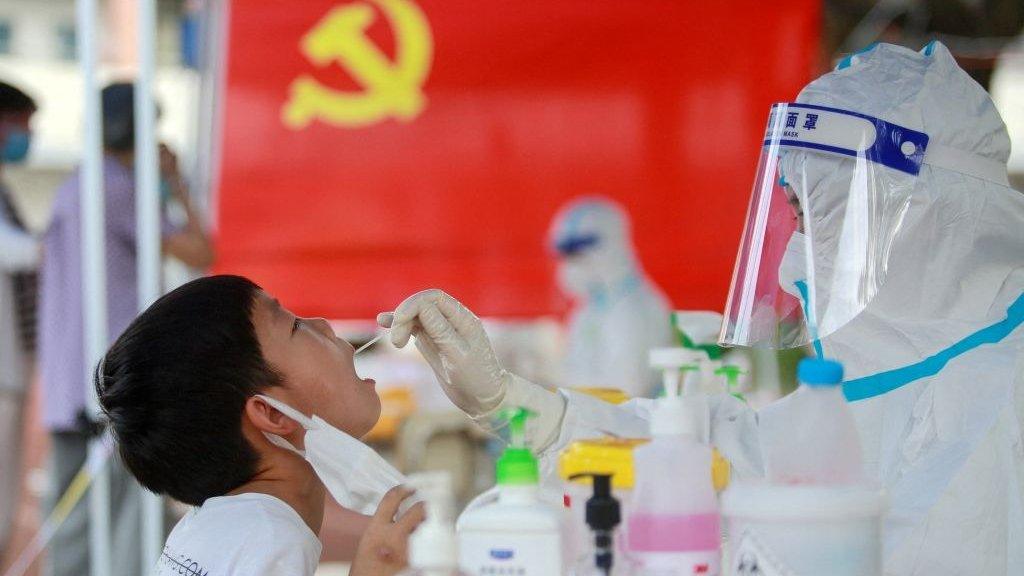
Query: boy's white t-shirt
155 492 322 576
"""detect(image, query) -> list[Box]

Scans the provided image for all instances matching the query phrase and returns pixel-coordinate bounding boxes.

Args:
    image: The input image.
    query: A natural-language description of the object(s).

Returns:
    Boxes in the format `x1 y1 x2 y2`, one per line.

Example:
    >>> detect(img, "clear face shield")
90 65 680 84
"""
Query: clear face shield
720 103 928 349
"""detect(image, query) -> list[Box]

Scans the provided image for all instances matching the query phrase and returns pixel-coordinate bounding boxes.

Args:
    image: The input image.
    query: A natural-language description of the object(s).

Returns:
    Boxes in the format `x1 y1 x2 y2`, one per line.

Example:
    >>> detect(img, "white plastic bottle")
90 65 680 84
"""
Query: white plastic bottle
721 358 882 576
627 351 721 575
457 409 563 575
758 357 863 484
398 472 470 576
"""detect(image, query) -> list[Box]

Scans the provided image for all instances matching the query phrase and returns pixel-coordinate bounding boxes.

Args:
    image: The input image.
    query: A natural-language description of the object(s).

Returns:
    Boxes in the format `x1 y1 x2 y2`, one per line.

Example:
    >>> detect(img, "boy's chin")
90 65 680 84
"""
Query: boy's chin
347 402 382 439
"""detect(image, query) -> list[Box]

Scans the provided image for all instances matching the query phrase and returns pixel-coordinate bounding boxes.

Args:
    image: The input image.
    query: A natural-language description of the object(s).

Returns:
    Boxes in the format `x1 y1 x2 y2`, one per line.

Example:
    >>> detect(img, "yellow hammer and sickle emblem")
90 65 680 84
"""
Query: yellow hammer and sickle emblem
282 0 433 129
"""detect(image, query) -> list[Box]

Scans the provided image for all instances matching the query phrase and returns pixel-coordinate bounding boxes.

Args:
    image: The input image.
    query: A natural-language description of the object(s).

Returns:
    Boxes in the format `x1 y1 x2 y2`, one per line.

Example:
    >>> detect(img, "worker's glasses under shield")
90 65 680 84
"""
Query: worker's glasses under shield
720 103 927 349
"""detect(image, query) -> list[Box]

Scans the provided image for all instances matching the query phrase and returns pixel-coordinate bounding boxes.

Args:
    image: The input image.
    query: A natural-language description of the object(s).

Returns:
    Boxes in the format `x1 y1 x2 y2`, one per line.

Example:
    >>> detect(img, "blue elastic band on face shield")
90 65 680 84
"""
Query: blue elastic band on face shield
766 103 929 176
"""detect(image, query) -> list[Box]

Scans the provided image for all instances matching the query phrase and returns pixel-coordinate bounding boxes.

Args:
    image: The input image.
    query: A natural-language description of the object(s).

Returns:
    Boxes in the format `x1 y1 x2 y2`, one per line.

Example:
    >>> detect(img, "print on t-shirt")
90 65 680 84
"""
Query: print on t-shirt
157 545 210 576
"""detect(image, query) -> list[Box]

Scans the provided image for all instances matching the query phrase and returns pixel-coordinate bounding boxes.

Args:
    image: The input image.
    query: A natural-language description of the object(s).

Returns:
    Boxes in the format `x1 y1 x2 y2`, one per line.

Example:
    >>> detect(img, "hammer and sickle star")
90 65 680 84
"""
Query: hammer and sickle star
282 0 433 129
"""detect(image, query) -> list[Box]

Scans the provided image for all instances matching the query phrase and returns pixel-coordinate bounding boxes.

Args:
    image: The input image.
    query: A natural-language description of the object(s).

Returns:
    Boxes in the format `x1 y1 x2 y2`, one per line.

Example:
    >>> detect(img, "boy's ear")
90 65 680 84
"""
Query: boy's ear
244 396 301 436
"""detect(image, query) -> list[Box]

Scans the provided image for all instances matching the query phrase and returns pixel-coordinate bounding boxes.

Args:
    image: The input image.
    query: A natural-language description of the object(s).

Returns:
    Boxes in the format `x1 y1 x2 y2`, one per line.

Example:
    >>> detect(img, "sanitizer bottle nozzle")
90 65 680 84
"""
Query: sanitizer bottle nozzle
496 408 540 486
649 349 705 437
569 473 621 575
715 364 746 402
406 471 460 572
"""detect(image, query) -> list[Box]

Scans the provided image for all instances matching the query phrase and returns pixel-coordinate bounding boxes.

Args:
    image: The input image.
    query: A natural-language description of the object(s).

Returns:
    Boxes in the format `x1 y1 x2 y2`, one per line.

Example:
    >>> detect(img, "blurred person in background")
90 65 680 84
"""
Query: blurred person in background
548 197 673 397
0 80 40 564
37 82 214 576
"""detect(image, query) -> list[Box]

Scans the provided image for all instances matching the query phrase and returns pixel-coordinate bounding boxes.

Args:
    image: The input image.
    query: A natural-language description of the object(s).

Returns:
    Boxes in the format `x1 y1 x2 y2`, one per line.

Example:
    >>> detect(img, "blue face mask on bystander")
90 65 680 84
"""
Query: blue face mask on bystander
1 129 31 163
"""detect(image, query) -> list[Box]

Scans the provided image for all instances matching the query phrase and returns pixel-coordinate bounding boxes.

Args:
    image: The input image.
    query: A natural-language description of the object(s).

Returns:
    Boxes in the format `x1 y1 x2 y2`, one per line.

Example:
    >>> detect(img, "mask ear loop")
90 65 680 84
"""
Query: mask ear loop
254 394 315 456
256 394 315 429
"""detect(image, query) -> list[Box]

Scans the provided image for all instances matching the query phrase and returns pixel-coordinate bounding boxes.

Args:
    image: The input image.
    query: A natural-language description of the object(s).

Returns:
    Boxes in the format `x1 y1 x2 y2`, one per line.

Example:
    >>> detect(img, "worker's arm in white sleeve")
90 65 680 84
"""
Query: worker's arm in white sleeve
381 289 765 479
550 389 764 480
0 216 39 271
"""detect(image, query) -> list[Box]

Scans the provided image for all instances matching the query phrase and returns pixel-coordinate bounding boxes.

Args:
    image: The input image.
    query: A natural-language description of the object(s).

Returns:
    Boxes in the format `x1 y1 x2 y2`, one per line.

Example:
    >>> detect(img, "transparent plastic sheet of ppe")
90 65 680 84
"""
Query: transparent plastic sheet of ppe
720 103 925 349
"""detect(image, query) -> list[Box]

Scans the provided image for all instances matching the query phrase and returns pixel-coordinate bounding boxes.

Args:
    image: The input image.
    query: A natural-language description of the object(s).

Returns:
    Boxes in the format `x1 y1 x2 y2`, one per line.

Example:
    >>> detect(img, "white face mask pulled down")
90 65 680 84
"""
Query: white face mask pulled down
256 394 407 516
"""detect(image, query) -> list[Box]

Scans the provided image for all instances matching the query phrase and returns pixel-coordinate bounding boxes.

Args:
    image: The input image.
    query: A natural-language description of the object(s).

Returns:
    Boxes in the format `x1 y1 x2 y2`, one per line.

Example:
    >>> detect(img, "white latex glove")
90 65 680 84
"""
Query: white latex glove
379 289 566 449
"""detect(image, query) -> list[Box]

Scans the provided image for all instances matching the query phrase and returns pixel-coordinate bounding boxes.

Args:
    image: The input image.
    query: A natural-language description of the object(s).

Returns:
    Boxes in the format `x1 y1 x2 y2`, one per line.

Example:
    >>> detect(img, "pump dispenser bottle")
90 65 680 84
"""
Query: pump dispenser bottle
649 348 710 442
715 364 746 402
457 408 563 575
569 473 633 576
627 351 721 575
399 472 469 576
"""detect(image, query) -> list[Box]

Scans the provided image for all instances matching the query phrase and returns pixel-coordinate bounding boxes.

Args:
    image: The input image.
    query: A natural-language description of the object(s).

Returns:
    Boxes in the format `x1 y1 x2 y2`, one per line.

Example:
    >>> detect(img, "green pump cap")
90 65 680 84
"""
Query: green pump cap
715 364 746 401
671 314 725 360
496 408 539 485
715 364 743 384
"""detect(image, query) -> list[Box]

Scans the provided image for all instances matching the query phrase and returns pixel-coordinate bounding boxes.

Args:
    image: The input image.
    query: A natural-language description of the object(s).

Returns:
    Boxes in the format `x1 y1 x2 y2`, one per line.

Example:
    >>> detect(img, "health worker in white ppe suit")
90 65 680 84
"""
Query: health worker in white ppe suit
549 197 674 397
381 42 1024 576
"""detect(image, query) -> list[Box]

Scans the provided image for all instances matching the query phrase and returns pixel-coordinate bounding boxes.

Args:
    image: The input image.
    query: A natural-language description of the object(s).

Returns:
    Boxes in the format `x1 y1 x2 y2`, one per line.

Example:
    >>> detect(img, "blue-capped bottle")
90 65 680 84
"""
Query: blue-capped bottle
759 358 863 484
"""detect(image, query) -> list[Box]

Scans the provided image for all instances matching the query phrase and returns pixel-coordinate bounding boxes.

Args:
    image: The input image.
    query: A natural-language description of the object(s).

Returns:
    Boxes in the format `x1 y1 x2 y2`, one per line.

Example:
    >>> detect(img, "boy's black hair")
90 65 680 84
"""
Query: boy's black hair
95 275 282 505
0 81 37 115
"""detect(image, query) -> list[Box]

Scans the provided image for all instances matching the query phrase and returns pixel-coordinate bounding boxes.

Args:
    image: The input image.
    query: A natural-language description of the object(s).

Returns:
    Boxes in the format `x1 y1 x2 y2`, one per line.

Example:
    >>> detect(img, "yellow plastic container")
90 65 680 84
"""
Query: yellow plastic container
363 387 416 443
571 387 631 406
559 437 647 489
712 448 731 492
560 435 731 493
559 437 645 564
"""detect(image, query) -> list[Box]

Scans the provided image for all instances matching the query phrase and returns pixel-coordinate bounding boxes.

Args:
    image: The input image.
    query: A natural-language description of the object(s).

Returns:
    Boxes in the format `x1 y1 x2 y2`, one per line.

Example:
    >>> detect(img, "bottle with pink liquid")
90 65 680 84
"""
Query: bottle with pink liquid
626 355 721 575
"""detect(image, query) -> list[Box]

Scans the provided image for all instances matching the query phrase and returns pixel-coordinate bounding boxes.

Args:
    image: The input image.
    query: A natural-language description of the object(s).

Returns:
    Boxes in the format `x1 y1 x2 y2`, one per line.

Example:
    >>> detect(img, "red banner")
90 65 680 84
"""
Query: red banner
215 0 820 319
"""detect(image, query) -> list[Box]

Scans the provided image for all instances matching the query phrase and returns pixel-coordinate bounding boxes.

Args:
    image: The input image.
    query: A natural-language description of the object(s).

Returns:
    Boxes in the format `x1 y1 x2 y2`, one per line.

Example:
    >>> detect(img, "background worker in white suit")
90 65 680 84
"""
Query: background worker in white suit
549 197 673 397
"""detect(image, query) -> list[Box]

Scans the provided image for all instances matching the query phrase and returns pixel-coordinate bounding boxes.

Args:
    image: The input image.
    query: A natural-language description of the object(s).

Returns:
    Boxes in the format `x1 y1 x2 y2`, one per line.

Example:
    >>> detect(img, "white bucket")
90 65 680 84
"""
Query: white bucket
721 483 886 576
